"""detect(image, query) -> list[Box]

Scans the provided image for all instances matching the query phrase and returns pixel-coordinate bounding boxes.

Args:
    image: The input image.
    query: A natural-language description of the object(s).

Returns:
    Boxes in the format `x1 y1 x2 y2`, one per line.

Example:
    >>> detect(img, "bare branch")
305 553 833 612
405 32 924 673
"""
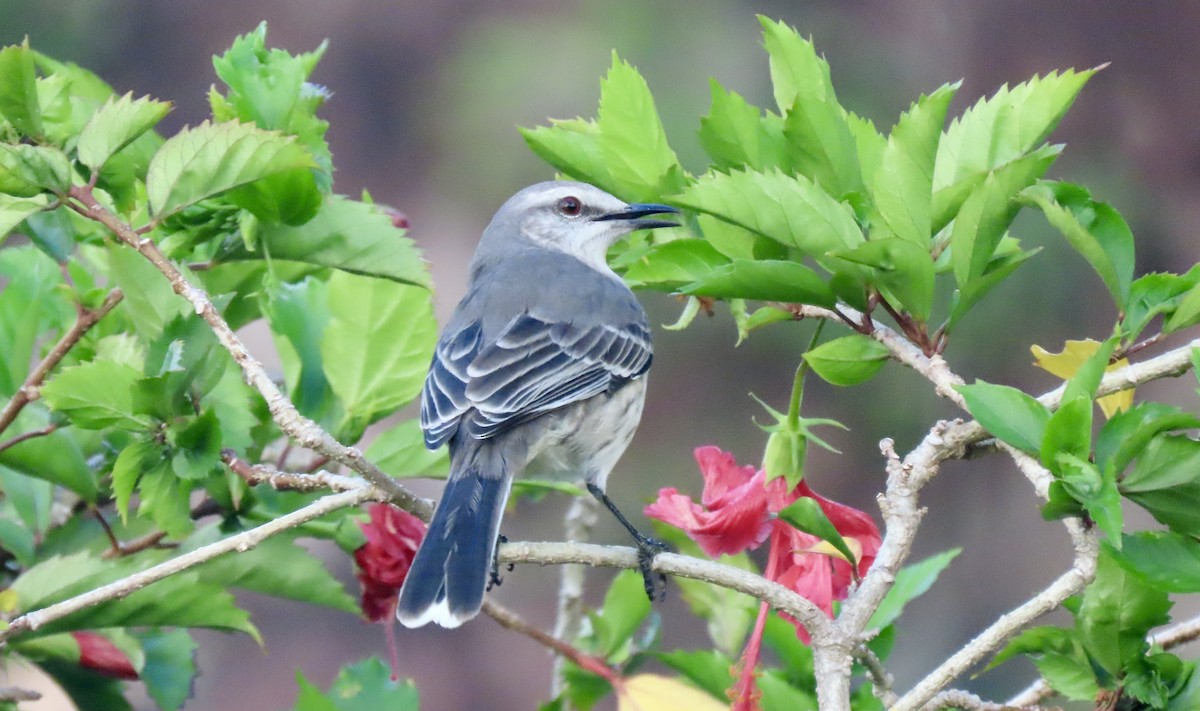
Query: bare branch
552 494 600 697
0 485 388 642
0 424 57 455
484 599 618 684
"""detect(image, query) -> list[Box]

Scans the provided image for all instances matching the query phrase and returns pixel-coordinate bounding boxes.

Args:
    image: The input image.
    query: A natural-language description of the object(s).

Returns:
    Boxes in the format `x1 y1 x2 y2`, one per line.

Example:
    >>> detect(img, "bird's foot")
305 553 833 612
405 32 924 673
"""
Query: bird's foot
634 535 670 602
487 534 511 591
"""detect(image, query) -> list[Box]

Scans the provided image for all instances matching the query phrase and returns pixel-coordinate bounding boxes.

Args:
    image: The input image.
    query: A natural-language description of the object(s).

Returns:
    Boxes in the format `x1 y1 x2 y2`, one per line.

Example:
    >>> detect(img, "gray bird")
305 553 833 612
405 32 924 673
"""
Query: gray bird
396 181 678 628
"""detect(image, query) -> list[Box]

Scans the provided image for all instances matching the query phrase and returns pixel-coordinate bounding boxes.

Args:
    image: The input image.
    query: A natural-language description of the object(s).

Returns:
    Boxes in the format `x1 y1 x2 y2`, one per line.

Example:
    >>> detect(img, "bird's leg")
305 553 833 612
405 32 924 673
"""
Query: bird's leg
586 483 669 601
487 533 511 591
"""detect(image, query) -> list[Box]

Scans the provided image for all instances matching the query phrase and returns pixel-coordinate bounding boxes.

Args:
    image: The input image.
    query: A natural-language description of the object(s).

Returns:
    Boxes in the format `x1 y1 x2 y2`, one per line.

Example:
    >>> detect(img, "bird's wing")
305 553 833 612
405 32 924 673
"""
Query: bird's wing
420 313 651 448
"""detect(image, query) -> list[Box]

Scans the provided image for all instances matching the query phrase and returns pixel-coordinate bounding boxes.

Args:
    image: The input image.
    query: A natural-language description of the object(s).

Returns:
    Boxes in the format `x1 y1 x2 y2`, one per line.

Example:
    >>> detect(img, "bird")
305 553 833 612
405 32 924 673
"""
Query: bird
396 180 678 629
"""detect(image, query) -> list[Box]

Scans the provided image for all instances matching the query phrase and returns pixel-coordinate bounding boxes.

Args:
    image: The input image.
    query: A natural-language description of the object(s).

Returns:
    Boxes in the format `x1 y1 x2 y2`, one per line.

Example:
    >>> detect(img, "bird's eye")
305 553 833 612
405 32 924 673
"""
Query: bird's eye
556 196 583 217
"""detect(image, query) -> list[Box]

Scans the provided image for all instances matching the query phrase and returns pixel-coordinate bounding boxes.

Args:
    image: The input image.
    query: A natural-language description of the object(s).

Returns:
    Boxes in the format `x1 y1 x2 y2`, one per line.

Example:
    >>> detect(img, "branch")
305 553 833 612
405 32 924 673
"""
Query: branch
483 599 618 685
0 288 123 436
0 424 57 455
64 186 431 520
221 449 372 497
0 485 388 642
496 540 838 644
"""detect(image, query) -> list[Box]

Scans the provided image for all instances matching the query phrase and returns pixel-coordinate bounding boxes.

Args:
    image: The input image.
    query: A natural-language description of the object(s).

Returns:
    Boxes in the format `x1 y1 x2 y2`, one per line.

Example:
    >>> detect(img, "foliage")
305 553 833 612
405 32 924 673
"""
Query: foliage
0 24 440 710
3 12 1200 711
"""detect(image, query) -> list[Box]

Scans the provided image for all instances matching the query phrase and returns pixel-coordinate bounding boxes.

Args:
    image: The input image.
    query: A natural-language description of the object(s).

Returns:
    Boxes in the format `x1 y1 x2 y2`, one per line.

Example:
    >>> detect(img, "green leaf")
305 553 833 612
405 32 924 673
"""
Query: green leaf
872 83 958 248
656 650 734 702
112 439 168 522
1113 532 1200 593
138 465 194 538
1123 272 1198 341
521 118 613 191
759 672 819 711
1055 452 1123 544
40 360 153 430
1165 281 1200 334
186 526 357 614
1041 398 1093 471
933 68 1095 191
364 419 448 479
593 569 653 660
1121 434 1200 535
620 239 729 291
868 549 961 629
699 79 786 172
989 624 1077 670
947 245 1040 330
802 334 890 386
951 146 1061 287
106 243 189 338
956 381 1050 454
221 196 431 288
0 193 49 244
145 120 315 219
134 628 197 711
1022 181 1135 308
680 259 837 307
211 22 332 190
595 52 685 201
0 420 97 500
777 497 858 567
321 271 437 429
673 169 862 259
294 658 420 711
759 16 840 115
1035 651 1102 701
77 93 171 172
0 39 43 138
0 144 71 197
782 95 862 198
170 409 222 480
1095 403 1200 479
833 238 935 320
263 275 334 421
1078 549 1171 677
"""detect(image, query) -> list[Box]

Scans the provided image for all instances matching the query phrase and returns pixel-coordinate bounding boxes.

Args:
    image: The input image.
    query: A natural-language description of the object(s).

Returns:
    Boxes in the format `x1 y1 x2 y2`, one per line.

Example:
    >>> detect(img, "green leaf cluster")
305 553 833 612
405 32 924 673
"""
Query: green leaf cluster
524 16 1109 378
0 26 442 711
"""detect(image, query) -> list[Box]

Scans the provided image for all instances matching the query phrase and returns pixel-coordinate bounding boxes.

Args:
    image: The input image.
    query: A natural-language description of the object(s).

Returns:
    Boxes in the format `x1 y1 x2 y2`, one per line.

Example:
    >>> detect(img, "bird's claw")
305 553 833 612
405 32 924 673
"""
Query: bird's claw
635 536 670 601
488 534 509 591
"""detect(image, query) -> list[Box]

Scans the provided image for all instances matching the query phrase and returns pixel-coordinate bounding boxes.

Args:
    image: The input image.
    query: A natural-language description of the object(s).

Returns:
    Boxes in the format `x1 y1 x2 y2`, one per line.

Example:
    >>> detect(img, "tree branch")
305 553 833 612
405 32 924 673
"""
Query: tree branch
0 287 123 437
64 186 432 520
483 599 618 685
0 485 389 642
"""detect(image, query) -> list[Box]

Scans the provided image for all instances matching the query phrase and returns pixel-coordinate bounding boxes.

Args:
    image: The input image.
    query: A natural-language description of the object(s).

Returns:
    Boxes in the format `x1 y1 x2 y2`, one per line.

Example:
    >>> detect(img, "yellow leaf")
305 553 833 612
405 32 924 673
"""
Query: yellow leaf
1030 339 1133 418
800 537 863 565
617 674 728 711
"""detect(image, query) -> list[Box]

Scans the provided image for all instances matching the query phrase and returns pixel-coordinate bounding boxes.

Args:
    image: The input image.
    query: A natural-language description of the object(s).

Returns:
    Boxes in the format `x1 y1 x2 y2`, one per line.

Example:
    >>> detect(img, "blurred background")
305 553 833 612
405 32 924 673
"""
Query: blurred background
3 1 1200 708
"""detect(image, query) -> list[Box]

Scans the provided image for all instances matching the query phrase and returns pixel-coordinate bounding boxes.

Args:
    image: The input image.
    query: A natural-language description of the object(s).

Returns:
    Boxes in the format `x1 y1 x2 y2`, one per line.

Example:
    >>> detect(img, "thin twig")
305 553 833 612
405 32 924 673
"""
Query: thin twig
855 642 896 706
0 288 123 437
0 686 41 702
922 688 1036 710
483 599 618 684
64 186 430 519
0 423 57 455
221 449 373 497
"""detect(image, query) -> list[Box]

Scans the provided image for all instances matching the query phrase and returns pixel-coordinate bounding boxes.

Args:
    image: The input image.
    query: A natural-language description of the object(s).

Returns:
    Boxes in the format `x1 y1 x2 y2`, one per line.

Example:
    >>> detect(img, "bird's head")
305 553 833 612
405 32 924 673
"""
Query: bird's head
483 181 678 272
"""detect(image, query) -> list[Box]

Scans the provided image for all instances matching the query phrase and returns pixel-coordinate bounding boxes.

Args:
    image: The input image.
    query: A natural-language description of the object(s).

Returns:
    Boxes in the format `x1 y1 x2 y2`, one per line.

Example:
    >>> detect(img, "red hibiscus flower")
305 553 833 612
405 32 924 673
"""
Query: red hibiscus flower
354 503 426 622
72 632 139 680
646 446 881 710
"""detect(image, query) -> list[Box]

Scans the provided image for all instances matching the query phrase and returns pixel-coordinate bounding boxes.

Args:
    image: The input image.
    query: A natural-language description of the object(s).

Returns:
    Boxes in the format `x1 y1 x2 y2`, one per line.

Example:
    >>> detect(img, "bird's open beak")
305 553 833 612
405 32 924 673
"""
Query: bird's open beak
593 203 680 230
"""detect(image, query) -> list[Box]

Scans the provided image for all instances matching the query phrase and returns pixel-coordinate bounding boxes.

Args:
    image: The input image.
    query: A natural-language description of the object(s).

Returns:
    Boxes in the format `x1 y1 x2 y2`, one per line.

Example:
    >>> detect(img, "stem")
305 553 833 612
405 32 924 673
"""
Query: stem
0 288 123 437
0 424 57 455
483 599 619 685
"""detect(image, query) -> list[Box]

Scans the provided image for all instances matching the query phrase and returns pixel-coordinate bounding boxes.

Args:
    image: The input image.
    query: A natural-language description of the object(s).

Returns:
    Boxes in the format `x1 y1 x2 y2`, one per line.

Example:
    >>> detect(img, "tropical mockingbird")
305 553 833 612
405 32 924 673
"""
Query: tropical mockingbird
396 181 677 628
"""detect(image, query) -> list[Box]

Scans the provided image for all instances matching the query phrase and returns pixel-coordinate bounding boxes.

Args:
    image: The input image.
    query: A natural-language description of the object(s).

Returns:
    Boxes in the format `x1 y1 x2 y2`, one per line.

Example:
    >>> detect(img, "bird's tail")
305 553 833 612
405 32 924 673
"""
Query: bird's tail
396 454 511 629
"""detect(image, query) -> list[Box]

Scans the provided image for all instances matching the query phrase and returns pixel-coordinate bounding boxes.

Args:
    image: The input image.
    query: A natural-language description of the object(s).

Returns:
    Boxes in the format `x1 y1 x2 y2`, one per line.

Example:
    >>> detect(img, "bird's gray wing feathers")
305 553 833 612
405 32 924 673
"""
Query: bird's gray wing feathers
420 313 651 448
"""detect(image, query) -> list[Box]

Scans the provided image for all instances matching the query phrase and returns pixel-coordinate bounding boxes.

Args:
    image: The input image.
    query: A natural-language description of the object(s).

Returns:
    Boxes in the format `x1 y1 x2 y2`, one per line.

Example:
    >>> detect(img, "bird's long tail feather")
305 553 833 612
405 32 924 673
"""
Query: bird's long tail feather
396 460 511 628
